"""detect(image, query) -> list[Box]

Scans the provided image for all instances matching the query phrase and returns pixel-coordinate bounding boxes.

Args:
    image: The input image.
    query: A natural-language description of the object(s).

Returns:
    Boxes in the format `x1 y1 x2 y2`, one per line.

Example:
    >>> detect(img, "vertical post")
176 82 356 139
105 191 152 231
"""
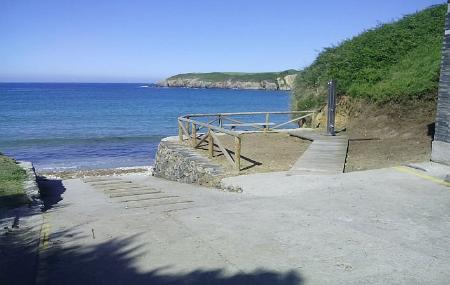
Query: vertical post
234 136 241 172
185 121 190 138
178 120 183 143
327 80 337 136
265 113 270 132
219 115 223 128
311 111 317 129
208 129 214 158
191 123 197 147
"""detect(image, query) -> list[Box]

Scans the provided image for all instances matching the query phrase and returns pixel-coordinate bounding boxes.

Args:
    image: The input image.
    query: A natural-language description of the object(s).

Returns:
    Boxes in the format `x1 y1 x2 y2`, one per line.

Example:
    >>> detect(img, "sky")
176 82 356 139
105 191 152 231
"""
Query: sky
0 0 446 83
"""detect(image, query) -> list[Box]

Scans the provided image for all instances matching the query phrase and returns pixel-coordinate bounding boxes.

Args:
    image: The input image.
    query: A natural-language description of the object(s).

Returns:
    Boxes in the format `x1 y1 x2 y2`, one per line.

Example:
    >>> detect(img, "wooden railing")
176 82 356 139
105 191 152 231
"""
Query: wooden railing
177 111 315 172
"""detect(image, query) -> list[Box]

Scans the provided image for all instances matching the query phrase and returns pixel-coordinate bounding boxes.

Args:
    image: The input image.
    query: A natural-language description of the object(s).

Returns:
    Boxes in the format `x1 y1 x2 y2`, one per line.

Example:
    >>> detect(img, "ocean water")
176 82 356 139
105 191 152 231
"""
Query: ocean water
0 83 290 171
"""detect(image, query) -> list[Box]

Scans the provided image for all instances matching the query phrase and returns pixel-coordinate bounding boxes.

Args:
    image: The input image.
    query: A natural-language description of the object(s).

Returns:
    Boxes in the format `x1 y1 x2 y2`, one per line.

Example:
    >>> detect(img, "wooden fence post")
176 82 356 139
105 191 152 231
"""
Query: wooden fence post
208 129 214 158
185 121 190 138
235 136 241 172
265 113 270 132
192 123 197 147
178 120 183 143
311 111 317 128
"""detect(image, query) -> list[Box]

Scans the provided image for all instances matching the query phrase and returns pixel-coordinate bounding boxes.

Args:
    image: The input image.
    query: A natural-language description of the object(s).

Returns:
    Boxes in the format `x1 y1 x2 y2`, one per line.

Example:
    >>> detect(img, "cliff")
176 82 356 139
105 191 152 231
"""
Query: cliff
158 71 298 91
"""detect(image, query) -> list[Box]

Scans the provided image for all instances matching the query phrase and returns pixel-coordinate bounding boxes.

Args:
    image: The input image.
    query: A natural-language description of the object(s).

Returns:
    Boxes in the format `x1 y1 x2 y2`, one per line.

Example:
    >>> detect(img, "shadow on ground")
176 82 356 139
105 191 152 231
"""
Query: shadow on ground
427 122 435 138
0 212 42 285
3 179 304 285
197 144 263 172
0 194 30 211
37 176 66 211
35 227 304 285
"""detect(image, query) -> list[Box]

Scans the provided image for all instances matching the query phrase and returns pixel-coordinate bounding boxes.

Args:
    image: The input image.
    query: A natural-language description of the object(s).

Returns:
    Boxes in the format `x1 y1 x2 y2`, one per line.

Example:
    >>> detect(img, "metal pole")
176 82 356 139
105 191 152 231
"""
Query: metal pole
327 80 336 136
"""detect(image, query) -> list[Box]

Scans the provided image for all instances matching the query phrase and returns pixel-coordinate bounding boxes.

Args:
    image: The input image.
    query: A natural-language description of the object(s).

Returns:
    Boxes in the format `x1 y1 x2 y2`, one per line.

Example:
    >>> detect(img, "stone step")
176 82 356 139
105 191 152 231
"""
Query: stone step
124 198 194 209
109 190 162 198
113 194 180 203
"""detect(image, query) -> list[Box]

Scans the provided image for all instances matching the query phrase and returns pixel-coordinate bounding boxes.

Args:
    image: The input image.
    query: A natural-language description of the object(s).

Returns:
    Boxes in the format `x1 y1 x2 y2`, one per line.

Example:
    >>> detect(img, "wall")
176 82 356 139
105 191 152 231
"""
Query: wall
432 1 450 165
153 137 225 187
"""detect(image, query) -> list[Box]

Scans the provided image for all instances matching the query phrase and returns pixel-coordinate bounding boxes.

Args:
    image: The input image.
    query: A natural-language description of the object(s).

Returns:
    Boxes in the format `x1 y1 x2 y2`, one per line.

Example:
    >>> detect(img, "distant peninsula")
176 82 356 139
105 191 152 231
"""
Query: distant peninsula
158 70 298 90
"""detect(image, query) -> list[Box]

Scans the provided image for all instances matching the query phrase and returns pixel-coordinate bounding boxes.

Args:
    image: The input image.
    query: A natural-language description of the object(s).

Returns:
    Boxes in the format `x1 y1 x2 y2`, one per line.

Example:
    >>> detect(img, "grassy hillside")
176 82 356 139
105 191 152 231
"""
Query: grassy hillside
168 70 297 83
0 154 27 208
293 4 446 110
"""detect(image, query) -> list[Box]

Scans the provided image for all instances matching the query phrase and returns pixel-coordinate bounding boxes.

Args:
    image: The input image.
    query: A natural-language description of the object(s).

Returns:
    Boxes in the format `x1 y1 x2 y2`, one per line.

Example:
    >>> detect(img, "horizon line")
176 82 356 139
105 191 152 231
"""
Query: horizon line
0 81 156 84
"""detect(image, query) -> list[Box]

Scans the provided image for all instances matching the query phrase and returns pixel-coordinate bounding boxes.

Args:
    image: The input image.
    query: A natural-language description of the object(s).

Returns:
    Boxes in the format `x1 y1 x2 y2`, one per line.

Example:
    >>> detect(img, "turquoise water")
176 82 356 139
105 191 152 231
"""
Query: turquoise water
0 83 290 171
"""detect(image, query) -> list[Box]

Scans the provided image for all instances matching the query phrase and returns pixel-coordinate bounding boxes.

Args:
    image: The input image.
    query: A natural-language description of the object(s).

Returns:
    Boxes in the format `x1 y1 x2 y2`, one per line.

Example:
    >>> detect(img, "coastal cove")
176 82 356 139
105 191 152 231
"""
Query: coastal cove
0 83 290 171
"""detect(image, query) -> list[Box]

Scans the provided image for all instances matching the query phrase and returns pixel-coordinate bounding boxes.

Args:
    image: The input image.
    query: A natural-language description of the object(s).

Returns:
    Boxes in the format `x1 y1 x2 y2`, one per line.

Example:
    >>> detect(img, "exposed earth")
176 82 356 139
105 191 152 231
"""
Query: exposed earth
313 98 436 172
193 132 311 175
191 98 436 176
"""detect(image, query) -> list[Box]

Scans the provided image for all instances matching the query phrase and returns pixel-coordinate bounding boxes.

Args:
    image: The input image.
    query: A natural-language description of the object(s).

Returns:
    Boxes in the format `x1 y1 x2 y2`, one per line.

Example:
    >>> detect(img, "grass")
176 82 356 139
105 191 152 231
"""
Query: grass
293 4 446 110
168 70 298 83
0 154 28 209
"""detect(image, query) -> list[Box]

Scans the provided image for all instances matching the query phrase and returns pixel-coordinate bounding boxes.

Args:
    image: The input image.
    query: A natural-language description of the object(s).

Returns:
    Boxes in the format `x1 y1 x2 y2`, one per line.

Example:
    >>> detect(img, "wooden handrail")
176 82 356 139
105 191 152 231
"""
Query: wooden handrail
177 110 317 173
184 110 315 118
178 116 240 137
272 113 314 129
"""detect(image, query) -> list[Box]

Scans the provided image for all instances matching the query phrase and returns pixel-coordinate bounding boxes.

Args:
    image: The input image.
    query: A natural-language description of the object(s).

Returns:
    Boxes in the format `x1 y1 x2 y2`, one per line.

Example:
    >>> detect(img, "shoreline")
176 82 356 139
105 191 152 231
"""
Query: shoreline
38 165 153 179
156 84 292 91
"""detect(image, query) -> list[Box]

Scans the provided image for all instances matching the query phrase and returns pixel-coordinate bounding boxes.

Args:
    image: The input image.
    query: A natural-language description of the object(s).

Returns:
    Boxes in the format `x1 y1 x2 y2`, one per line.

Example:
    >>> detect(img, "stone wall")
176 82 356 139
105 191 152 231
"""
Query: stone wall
432 1 450 165
153 137 225 187
18 161 42 207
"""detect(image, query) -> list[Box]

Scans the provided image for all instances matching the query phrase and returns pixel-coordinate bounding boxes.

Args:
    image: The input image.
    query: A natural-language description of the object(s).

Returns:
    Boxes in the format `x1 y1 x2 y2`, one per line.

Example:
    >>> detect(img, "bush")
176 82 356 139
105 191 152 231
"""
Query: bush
293 4 446 110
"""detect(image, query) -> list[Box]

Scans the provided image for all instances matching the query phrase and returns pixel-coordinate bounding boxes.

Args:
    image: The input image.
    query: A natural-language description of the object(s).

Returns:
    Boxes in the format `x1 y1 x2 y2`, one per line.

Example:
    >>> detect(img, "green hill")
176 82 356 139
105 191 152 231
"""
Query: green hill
168 70 297 82
159 70 299 90
293 4 446 110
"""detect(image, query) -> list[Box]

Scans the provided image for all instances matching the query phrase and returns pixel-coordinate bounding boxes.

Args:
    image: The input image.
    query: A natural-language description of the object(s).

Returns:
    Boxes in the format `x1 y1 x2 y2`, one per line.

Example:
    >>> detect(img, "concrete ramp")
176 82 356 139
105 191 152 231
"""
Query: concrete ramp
288 129 348 175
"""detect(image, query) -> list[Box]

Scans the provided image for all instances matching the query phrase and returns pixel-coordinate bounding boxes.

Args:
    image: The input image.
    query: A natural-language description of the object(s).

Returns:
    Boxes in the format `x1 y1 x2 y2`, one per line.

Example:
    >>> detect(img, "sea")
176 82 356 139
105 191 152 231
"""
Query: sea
0 83 291 172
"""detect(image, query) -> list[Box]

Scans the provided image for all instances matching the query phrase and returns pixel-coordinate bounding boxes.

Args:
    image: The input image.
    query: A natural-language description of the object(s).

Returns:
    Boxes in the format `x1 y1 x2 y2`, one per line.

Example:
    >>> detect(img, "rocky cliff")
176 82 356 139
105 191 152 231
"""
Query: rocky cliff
158 72 297 91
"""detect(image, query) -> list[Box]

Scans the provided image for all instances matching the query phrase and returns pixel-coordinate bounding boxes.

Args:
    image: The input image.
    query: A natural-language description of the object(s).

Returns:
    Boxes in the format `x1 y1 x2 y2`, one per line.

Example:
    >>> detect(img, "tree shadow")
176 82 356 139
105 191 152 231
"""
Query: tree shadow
0 214 44 285
0 194 30 210
2 225 304 285
44 230 304 285
37 176 66 211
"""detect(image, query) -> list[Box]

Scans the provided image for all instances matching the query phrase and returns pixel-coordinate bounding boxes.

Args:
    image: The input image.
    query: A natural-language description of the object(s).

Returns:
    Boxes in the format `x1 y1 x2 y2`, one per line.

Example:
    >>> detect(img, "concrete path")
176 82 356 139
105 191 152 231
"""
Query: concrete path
288 129 348 175
21 163 450 285
0 205 42 285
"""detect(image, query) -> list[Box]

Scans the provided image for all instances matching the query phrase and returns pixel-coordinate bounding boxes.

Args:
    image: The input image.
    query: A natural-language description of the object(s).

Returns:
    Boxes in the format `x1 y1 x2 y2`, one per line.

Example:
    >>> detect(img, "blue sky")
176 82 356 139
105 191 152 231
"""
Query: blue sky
0 0 445 83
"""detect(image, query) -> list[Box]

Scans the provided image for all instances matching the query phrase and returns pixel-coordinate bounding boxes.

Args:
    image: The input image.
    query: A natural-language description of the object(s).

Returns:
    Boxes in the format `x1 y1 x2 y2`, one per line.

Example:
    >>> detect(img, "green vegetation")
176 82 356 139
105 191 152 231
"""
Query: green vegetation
169 70 297 83
0 154 27 208
293 4 446 110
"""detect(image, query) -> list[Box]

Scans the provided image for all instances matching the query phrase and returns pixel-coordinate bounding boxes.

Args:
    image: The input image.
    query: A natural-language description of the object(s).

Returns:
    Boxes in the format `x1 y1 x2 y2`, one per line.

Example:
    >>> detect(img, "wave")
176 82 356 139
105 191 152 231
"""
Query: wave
0 135 164 148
